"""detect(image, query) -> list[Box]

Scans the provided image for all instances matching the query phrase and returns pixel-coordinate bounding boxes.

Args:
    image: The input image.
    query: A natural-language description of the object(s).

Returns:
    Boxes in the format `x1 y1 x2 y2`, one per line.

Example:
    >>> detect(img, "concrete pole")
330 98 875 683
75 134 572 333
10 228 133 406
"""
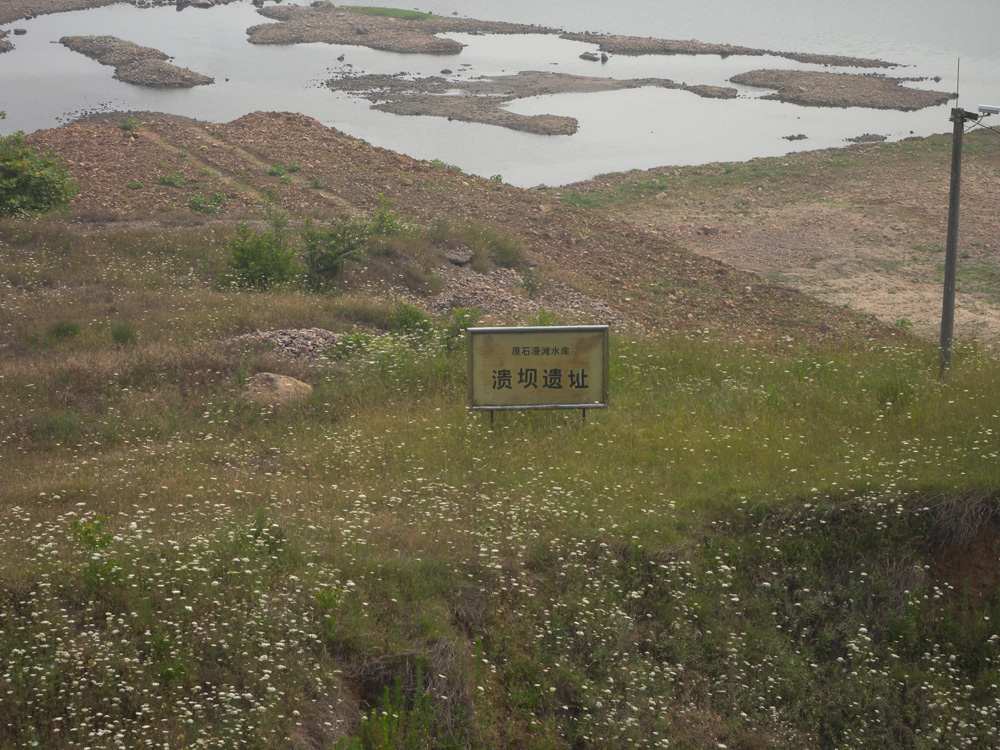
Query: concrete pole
939 108 968 378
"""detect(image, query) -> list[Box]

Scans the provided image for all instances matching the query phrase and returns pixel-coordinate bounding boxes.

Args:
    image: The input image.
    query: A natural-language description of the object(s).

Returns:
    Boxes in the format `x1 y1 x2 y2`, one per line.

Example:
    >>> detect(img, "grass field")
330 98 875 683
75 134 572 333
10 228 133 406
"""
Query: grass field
1 217 999 749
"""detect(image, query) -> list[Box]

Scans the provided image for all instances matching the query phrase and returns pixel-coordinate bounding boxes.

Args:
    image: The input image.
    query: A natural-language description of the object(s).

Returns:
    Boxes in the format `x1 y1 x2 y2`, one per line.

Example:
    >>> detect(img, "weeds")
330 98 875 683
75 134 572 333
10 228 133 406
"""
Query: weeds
186 191 227 213
46 320 81 341
155 171 188 188
110 320 138 346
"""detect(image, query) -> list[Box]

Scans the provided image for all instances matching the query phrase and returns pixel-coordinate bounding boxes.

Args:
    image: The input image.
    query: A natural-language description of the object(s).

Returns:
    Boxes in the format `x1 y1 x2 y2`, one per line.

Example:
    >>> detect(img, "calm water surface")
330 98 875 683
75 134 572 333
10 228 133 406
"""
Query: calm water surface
2 0 998 185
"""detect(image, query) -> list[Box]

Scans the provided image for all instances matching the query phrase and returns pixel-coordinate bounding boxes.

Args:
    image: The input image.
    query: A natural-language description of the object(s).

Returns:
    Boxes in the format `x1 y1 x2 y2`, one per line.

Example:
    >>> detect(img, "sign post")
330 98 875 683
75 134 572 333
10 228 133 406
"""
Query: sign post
466 326 609 421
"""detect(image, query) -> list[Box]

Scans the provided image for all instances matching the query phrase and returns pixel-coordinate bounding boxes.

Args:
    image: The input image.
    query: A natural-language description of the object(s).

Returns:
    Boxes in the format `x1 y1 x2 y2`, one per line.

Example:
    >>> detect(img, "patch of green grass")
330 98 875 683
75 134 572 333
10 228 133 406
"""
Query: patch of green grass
560 190 606 209
343 6 437 20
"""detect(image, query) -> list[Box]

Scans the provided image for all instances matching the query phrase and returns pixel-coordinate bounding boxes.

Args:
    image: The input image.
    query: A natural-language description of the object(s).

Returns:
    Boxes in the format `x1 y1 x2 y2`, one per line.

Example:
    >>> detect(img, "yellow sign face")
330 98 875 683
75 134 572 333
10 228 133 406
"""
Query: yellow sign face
467 326 609 410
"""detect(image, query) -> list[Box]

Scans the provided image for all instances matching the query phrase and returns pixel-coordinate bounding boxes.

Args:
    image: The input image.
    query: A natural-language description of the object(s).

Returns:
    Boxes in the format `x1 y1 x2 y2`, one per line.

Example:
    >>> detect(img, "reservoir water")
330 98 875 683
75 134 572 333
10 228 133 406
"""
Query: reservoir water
2 0 999 186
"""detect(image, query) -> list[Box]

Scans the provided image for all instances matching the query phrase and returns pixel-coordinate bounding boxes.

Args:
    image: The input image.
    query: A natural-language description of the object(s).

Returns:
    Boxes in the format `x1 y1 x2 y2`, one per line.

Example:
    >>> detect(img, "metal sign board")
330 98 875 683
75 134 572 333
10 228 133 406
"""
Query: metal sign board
466 326 609 410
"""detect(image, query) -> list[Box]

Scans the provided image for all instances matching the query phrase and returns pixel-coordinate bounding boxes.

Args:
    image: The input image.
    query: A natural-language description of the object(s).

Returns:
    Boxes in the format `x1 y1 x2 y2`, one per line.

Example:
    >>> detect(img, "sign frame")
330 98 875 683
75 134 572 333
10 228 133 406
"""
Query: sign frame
466 325 610 411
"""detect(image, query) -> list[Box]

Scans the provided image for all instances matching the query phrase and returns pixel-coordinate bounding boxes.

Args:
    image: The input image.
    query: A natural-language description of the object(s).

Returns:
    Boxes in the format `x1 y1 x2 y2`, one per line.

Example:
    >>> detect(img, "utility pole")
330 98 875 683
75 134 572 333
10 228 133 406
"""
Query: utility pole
938 107 979 378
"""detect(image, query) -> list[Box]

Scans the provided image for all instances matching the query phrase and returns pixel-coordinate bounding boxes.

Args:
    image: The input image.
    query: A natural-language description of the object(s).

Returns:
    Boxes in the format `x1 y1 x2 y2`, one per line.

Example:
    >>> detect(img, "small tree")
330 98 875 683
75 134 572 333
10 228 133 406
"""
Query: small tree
218 216 299 290
0 114 78 218
301 216 369 290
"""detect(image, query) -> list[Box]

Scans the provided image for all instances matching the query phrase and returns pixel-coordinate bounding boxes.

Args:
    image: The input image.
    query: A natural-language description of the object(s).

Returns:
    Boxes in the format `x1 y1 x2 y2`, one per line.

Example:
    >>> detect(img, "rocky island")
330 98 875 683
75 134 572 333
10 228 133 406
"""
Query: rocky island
59 35 214 88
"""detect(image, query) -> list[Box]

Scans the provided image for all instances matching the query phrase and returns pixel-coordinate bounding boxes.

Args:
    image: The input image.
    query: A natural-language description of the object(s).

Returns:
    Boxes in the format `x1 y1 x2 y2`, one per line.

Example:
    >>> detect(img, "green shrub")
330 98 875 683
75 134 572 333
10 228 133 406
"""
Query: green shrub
217 217 299 290
0 122 78 217
155 171 187 188
301 216 369 290
126 180 144 190
117 117 140 131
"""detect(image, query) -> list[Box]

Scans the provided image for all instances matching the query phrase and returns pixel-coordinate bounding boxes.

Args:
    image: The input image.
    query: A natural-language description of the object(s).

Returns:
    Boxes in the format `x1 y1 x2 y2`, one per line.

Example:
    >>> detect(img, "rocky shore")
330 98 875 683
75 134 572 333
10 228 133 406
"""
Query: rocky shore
60 35 213 87
328 71 736 136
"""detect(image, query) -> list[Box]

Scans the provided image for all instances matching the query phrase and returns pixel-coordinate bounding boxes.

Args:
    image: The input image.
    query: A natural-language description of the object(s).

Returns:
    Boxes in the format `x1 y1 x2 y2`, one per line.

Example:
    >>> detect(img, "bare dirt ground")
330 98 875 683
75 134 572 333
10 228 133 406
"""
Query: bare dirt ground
23 111 893 342
554 131 1000 340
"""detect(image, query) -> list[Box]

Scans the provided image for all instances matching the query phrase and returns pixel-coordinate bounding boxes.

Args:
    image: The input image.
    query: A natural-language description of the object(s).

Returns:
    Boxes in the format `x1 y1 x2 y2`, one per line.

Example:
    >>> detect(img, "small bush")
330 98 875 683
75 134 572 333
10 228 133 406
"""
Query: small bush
217 217 299 290
126 180 144 190
0 124 78 217
387 301 433 335
117 117 140 131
